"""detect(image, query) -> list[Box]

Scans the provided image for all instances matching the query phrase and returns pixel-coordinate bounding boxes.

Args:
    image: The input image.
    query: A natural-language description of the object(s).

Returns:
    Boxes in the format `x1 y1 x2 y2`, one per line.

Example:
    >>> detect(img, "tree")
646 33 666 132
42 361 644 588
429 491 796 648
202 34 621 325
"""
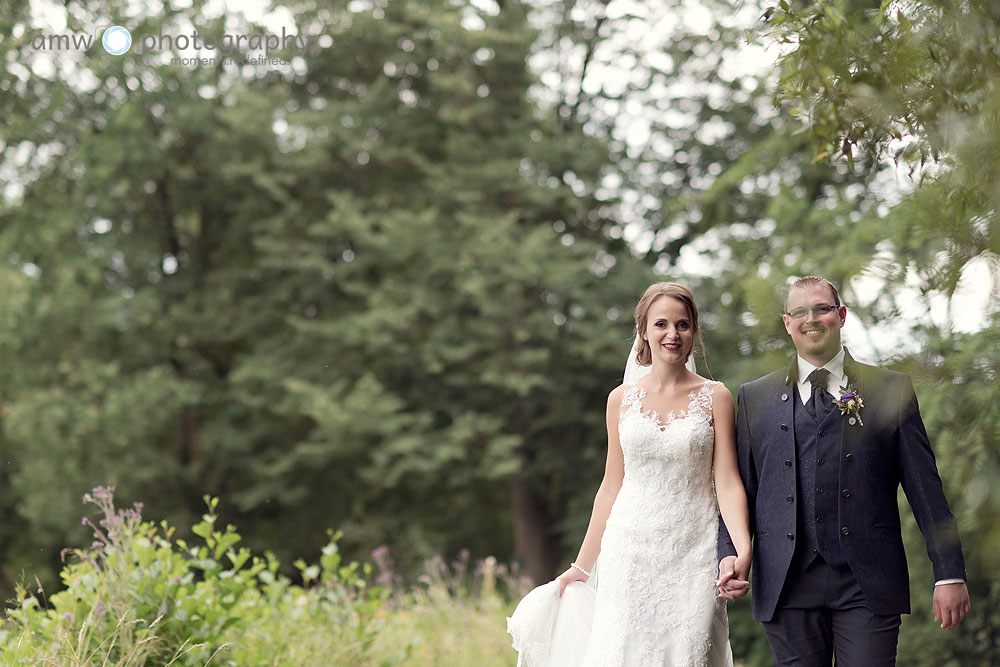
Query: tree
0 0 654 593
762 0 1000 294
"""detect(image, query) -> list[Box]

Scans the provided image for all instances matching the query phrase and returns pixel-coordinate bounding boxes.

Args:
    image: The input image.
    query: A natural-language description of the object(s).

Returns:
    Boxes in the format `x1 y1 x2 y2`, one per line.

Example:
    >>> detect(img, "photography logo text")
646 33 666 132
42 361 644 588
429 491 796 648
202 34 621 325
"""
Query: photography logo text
31 25 315 68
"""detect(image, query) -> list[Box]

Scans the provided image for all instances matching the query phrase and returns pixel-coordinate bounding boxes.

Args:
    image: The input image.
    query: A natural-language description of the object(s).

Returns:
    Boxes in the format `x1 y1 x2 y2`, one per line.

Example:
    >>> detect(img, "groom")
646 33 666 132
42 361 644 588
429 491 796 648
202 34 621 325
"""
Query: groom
717 276 970 665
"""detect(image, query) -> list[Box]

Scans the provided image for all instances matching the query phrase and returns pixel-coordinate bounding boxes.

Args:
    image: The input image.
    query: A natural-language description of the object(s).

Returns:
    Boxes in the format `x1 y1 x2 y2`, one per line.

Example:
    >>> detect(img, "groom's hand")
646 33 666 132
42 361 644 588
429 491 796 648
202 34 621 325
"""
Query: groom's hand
933 582 971 630
716 556 749 600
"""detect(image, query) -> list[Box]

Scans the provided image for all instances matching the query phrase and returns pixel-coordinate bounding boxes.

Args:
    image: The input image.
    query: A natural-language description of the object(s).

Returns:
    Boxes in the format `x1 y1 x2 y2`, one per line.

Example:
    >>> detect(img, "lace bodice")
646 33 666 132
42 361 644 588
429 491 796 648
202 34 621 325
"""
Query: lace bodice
623 382 716 430
612 381 719 523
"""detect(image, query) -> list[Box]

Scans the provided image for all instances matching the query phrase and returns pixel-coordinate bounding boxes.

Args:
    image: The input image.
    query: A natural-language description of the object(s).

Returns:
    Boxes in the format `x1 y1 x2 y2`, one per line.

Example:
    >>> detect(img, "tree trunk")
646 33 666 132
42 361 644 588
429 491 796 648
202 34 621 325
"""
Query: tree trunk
509 473 560 585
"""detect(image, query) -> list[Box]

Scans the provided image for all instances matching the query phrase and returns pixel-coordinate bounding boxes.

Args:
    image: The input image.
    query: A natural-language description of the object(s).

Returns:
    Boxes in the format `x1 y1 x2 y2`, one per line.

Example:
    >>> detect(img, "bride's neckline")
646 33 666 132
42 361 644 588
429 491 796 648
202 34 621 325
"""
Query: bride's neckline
626 381 714 432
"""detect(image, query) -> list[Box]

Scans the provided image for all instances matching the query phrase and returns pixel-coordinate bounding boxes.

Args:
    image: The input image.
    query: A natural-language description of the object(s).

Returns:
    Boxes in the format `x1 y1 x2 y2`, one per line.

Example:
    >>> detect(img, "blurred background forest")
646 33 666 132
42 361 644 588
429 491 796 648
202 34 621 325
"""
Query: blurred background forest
0 0 998 663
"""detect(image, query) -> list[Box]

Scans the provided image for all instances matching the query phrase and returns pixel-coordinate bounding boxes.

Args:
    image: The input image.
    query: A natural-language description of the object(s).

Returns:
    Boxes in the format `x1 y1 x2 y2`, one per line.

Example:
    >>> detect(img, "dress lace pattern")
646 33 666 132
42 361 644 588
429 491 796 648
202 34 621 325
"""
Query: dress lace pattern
581 380 731 667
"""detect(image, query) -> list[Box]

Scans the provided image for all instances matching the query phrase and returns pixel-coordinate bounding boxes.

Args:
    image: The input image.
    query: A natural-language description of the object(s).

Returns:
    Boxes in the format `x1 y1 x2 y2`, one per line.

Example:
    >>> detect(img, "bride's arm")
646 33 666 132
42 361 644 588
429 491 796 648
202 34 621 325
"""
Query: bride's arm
556 385 626 595
712 385 752 579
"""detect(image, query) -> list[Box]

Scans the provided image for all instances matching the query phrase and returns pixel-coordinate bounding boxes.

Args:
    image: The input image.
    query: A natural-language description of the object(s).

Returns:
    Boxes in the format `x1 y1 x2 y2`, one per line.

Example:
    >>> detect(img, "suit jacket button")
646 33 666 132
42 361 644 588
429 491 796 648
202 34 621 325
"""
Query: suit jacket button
818 430 826 436
817 458 824 465
816 487 823 494
842 489 850 498
786 495 794 503
849 417 857 425
780 424 788 431
815 517 824 524
784 460 792 467
781 393 788 401
786 533 794 540
845 453 854 461
841 527 850 535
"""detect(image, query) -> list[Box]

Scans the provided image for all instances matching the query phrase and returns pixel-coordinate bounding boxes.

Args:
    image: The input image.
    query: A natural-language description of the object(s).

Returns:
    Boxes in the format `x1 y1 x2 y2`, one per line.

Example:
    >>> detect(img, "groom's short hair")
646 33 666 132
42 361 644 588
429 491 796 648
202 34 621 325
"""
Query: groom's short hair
784 275 841 309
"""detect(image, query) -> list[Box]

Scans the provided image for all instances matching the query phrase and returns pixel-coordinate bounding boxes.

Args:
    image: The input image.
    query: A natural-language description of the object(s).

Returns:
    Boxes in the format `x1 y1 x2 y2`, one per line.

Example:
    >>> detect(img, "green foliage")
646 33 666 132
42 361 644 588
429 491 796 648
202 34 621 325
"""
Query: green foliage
762 0 1000 291
0 489 518 666
0 0 646 594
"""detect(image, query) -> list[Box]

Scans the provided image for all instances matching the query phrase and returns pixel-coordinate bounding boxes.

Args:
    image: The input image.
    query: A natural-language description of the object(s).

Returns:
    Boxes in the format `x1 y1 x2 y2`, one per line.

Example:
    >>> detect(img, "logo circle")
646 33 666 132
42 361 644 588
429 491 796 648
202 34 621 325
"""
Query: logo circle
102 26 132 55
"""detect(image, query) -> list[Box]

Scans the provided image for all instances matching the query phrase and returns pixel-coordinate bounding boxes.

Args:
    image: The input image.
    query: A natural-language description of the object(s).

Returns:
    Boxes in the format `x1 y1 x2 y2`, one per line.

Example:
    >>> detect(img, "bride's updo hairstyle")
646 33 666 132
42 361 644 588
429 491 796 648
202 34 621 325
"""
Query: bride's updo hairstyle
633 282 703 367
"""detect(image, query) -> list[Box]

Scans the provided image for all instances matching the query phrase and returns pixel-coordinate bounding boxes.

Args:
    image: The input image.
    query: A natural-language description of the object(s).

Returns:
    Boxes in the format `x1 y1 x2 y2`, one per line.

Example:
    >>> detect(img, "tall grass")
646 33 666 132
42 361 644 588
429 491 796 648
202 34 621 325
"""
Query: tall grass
0 488 525 666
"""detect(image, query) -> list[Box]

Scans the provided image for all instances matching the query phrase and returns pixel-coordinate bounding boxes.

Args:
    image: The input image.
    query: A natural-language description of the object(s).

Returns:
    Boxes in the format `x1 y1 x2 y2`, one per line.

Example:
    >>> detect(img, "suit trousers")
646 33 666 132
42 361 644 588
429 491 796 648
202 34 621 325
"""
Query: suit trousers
762 556 901 667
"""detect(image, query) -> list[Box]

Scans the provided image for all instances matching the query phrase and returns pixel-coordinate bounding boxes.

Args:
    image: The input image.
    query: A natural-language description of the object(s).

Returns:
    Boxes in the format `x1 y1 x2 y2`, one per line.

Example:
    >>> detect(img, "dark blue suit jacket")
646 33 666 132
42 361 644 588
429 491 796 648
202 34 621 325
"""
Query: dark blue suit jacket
719 349 966 621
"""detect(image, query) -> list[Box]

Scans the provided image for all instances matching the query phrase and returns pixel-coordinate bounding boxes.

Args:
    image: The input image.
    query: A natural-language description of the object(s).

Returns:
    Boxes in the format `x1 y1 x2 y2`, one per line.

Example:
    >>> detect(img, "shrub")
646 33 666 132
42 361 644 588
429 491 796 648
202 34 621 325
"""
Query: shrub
0 488 522 666
0 487 387 666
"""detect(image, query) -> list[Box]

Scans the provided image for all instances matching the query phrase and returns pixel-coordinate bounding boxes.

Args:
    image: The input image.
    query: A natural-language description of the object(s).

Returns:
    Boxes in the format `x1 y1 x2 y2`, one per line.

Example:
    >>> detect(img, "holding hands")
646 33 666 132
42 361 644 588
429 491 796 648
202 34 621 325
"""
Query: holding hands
715 554 751 601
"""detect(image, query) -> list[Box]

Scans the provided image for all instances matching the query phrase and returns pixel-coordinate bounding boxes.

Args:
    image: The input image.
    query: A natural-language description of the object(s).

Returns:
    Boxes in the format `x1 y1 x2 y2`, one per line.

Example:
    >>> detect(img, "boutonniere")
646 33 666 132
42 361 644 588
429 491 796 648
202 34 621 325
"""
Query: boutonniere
834 384 864 425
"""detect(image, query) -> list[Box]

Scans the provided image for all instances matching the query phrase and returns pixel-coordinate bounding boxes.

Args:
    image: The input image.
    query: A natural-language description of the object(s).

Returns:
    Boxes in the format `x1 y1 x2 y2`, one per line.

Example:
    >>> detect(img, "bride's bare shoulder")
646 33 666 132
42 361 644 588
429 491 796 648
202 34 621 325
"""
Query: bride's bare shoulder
607 383 630 409
707 380 735 409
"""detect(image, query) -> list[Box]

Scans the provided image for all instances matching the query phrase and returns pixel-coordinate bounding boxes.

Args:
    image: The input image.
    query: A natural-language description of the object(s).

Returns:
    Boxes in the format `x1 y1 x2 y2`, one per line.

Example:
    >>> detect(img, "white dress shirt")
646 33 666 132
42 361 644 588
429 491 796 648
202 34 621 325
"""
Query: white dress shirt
795 347 847 405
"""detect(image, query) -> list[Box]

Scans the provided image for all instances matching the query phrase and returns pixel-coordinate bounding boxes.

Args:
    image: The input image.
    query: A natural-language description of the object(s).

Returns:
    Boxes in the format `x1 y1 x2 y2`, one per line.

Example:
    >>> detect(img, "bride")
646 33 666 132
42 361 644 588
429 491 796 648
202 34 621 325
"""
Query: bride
508 282 752 666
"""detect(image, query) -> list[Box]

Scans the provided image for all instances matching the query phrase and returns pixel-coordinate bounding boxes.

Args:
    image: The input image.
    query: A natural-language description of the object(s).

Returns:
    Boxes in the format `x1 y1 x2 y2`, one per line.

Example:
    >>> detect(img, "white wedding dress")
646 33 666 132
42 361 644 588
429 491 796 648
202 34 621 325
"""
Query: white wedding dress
508 380 733 667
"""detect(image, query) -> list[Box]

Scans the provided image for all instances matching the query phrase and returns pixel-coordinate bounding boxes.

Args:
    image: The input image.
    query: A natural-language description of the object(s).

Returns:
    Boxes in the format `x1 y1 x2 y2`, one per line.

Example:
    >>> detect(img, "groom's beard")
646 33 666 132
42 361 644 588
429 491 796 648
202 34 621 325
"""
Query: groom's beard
792 321 840 357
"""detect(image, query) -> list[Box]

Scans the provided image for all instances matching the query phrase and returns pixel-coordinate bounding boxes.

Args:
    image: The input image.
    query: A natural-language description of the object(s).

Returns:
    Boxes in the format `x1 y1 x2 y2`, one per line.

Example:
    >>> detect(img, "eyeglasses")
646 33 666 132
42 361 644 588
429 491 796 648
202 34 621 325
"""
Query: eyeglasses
784 304 839 320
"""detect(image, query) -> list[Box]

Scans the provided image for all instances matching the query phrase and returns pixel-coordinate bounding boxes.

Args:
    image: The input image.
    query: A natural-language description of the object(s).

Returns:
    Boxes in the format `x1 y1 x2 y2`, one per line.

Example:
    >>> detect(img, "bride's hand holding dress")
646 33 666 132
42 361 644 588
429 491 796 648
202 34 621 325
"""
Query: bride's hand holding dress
555 564 589 597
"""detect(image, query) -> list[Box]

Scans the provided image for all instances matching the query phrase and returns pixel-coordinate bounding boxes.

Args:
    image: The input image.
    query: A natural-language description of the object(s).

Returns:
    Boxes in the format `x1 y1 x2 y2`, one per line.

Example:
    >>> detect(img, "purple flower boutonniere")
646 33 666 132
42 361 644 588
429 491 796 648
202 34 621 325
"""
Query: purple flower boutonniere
834 384 864 425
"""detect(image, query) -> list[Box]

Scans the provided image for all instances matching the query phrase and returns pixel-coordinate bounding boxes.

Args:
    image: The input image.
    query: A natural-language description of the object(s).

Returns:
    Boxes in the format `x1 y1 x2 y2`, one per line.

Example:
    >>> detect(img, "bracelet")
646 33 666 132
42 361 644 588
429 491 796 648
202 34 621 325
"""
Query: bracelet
570 562 592 577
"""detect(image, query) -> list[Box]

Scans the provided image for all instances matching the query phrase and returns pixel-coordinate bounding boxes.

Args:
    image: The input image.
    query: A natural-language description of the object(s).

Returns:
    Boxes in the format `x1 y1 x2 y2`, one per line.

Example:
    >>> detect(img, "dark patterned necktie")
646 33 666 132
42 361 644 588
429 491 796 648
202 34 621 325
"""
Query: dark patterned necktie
807 368 833 421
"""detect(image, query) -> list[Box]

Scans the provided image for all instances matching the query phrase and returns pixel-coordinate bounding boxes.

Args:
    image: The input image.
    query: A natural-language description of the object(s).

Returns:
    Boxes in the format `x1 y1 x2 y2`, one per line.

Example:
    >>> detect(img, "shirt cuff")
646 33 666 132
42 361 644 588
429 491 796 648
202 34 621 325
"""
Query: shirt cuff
934 579 965 586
